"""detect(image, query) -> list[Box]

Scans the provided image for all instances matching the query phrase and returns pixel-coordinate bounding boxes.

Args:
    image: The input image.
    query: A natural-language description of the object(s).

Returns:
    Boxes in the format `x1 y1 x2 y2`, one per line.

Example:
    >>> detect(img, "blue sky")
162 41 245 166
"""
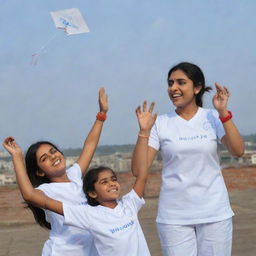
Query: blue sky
0 0 256 149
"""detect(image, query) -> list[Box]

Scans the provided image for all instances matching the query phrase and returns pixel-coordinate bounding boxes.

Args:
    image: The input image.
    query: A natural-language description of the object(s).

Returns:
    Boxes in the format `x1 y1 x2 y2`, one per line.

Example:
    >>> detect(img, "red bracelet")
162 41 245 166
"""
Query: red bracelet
96 112 107 121
219 110 232 123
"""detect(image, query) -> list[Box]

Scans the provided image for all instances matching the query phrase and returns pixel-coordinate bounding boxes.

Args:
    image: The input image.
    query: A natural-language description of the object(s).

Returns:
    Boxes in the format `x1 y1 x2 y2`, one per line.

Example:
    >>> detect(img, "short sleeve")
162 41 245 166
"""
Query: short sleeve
63 204 90 230
122 189 145 213
66 163 82 184
211 110 225 142
36 183 50 196
148 120 160 150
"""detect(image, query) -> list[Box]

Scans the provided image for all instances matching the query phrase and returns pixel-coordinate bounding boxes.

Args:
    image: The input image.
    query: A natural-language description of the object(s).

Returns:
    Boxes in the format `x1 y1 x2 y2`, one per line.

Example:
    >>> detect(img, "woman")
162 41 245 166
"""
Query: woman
4 88 108 256
132 62 244 256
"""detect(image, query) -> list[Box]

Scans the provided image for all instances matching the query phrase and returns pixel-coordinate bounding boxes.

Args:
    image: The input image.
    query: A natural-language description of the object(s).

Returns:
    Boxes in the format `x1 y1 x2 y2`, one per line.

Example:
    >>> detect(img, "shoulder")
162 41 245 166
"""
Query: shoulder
197 107 220 122
66 163 82 181
67 163 81 174
157 111 176 121
200 107 218 116
154 111 176 127
36 183 51 193
121 189 145 205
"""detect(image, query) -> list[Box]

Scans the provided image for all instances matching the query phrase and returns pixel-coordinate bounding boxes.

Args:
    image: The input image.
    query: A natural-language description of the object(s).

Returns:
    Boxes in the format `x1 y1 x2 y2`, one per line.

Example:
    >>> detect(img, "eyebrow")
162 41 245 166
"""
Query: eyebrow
98 175 116 183
169 78 187 82
39 147 54 161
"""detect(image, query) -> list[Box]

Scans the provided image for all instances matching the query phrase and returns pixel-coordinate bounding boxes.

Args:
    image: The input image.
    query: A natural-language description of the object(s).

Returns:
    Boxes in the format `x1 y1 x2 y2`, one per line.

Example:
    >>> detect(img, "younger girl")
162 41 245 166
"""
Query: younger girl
3 101 157 256
4 88 108 256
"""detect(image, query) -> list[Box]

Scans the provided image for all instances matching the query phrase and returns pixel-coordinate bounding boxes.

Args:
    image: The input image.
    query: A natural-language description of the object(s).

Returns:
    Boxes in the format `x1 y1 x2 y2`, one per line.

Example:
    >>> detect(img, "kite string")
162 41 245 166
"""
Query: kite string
31 31 60 65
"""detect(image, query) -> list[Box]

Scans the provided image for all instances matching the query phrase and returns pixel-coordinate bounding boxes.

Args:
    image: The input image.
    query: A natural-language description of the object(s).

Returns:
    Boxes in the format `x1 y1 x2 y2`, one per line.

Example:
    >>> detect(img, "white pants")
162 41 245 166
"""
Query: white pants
157 218 233 256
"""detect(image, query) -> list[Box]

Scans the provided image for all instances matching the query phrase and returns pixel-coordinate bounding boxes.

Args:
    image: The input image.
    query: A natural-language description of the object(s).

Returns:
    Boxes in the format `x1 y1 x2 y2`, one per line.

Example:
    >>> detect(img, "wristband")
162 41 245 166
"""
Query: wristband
96 112 107 122
138 132 149 138
219 110 232 123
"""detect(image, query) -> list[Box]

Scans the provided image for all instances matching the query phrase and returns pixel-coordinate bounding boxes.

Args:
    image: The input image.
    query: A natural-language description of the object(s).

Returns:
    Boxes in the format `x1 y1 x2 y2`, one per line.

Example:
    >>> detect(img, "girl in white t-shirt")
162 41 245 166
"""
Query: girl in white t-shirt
3 101 157 256
3 88 108 256
132 62 244 256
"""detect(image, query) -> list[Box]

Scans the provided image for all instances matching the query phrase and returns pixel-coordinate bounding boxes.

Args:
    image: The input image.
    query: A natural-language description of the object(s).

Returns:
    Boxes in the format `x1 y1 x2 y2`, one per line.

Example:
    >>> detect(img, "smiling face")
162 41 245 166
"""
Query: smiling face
168 69 202 109
88 169 120 207
36 144 66 180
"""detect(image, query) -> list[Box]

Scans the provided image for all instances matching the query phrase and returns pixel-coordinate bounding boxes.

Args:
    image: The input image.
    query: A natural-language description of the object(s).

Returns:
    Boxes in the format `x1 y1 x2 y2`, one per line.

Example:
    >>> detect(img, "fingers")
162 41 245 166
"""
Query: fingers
153 113 158 122
98 87 109 112
3 136 14 145
143 101 147 112
149 102 155 113
99 87 105 96
223 86 230 96
135 106 141 115
140 101 155 113
215 83 230 96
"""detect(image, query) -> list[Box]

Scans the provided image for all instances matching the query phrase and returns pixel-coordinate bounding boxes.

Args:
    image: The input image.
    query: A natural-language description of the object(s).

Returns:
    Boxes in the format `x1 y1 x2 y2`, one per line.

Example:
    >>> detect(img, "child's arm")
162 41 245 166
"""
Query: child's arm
77 88 108 175
3 137 63 215
132 101 157 198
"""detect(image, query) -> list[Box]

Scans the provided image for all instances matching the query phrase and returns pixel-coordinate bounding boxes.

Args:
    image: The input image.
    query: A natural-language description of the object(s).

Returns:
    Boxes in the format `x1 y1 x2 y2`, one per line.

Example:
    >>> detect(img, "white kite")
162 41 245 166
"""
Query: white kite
31 8 89 65
50 8 90 35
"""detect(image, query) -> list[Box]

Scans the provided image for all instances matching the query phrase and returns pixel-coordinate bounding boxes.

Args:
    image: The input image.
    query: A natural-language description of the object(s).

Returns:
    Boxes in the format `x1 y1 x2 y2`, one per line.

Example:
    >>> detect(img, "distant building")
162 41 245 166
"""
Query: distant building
0 173 16 185
220 150 256 166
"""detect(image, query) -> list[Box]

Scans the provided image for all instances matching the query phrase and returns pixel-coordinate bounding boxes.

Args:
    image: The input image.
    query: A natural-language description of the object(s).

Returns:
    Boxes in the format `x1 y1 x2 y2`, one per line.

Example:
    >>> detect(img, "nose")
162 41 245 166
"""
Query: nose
109 180 115 186
170 81 178 91
49 153 56 161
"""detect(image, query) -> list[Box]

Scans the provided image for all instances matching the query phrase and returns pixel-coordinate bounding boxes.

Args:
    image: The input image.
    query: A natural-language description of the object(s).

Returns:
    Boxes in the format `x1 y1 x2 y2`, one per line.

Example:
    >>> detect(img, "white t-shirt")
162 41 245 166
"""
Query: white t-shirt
149 107 234 225
63 189 151 256
37 163 98 256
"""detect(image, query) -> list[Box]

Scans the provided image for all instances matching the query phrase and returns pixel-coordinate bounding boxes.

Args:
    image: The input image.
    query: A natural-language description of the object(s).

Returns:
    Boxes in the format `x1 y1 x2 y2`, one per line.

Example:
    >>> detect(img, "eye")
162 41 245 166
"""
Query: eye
50 148 57 154
178 80 186 85
112 177 117 182
168 80 174 87
41 156 47 162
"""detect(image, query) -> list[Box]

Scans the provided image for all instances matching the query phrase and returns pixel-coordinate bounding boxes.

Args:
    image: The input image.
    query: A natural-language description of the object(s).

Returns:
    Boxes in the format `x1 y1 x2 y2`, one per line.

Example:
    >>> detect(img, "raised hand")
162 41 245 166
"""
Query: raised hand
212 83 230 113
3 137 22 156
136 101 157 135
98 88 108 113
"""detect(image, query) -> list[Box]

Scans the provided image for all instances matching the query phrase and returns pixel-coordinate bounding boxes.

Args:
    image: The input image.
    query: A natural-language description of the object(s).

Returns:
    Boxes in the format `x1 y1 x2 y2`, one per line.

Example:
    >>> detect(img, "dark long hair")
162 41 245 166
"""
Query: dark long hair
25 141 63 230
168 62 212 107
83 166 116 206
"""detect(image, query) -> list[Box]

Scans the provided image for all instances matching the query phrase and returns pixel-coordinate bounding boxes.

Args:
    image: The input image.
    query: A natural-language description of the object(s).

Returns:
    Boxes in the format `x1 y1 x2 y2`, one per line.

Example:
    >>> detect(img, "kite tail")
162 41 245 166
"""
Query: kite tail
30 31 60 65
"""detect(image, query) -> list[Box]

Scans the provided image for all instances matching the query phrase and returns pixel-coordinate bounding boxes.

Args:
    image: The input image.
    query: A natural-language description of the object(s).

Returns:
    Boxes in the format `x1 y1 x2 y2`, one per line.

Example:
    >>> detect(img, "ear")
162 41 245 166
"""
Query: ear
36 169 45 177
88 191 98 199
194 85 202 95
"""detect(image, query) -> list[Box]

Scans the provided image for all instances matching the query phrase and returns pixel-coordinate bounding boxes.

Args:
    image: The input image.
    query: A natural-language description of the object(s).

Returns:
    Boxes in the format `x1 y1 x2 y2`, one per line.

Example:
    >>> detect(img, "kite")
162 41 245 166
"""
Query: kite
31 8 89 65
50 8 90 35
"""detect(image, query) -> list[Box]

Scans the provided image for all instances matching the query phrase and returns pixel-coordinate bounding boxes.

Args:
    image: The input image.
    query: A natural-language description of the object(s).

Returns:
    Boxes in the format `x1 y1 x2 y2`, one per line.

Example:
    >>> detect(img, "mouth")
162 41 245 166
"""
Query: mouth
53 159 61 166
108 188 119 193
171 93 183 99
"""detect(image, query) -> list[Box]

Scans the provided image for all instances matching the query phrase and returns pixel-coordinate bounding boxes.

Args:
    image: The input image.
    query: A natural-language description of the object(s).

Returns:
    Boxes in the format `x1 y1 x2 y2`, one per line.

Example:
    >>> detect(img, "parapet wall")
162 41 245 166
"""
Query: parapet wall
0 166 256 225
117 166 256 197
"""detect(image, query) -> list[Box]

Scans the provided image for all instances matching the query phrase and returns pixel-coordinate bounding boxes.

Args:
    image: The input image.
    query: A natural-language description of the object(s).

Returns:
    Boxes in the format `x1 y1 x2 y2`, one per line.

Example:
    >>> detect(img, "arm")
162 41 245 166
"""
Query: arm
213 83 244 157
3 137 63 215
77 88 108 175
132 101 157 198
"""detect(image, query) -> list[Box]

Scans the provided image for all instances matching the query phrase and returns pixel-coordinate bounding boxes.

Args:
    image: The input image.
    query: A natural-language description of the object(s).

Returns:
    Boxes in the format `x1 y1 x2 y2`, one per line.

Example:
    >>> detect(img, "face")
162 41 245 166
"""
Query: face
167 69 201 108
36 144 66 179
89 170 120 204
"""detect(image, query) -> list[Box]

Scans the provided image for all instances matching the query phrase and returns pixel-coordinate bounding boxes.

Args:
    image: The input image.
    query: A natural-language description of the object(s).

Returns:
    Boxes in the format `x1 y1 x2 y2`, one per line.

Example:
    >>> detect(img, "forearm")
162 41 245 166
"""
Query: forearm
77 119 104 173
12 154 63 214
12 153 36 201
132 136 148 197
219 111 244 157
222 120 244 157
132 134 149 179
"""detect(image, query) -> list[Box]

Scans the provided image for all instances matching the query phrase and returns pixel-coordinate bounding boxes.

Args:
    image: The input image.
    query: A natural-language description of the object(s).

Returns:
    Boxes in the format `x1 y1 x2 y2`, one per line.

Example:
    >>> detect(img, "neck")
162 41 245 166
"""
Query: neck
176 102 199 120
50 172 70 183
100 200 118 209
